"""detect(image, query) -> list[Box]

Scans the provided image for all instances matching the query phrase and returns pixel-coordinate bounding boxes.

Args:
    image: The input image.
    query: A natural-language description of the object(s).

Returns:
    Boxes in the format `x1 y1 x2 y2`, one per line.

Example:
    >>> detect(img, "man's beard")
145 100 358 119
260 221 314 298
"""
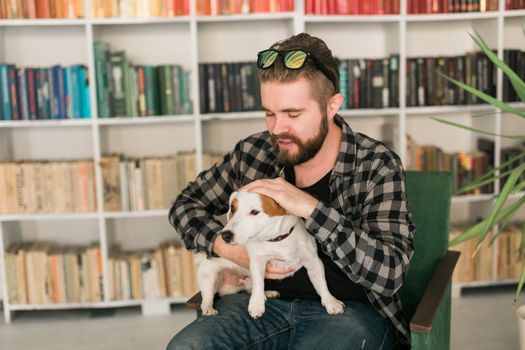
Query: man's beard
271 115 329 167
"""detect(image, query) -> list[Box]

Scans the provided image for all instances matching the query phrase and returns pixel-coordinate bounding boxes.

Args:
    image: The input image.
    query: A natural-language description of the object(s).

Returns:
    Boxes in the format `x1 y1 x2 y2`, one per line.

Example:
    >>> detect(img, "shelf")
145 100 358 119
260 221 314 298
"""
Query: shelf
200 111 265 121
454 278 518 289
504 9 525 18
197 13 295 23
0 119 93 128
305 15 401 23
96 115 194 126
103 210 168 219
340 108 400 117
90 16 191 25
451 193 495 203
0 19 87 26
406 104 498 115
406 11 499 22
0 213 99 222
8 296 189 311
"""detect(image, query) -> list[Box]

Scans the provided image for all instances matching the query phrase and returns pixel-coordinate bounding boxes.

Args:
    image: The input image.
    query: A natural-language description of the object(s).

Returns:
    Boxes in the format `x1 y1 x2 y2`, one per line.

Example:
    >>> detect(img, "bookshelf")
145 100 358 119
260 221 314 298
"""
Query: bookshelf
0 0 525 323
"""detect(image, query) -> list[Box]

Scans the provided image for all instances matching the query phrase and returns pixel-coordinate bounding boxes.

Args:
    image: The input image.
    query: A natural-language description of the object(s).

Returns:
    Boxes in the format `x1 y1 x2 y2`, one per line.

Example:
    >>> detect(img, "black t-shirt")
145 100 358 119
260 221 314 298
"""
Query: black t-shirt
264 167 368 301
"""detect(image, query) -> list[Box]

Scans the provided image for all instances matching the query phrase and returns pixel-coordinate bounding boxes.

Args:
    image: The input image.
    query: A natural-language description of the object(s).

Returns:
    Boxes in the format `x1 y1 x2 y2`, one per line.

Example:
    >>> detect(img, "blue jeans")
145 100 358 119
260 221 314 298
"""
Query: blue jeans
166 294 394 350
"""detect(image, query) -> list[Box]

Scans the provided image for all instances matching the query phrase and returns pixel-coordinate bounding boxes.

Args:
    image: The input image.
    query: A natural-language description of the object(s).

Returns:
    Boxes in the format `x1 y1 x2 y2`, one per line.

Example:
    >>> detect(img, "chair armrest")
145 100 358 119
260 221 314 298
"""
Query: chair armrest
186 292 203 310
410 250 460 333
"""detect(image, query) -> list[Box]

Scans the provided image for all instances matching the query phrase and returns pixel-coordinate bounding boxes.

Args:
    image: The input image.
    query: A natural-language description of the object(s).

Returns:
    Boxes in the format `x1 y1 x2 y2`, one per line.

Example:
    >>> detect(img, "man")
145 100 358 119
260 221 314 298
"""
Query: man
167 33 415 349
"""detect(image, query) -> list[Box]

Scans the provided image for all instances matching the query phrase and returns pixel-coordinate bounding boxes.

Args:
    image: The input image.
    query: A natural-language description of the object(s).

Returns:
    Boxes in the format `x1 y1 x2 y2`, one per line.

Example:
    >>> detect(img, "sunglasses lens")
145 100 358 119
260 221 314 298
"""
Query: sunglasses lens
258 50 278 69
284 51 307 69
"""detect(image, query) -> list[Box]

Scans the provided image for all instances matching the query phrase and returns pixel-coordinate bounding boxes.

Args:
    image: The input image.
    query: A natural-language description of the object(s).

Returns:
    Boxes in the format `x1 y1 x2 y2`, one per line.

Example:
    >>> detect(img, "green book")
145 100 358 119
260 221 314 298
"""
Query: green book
109 51 127 117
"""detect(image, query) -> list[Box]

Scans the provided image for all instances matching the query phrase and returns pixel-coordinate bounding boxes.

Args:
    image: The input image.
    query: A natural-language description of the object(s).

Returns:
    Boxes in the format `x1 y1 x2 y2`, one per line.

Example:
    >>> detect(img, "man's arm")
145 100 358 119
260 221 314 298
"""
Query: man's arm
168 145 241 257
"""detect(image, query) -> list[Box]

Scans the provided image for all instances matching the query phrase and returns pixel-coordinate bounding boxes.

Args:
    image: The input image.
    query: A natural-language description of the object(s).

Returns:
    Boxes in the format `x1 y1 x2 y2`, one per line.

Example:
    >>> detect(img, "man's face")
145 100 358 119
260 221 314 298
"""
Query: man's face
261 78 329 167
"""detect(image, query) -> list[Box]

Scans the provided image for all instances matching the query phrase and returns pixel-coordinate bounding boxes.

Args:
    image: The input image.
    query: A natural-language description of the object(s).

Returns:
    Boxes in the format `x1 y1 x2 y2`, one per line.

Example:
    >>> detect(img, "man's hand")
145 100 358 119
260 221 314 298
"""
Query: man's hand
242 178 319 219
213 234 295 279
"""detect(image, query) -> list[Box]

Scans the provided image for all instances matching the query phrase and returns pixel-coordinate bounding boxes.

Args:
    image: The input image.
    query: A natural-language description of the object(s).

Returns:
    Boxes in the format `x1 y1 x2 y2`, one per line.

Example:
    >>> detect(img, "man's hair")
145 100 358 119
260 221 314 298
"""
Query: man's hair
257 33 340 112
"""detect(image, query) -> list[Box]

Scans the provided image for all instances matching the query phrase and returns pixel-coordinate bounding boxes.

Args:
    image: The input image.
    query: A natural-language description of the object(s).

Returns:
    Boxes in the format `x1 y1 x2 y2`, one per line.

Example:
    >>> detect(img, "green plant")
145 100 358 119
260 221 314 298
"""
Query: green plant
432 29 525 304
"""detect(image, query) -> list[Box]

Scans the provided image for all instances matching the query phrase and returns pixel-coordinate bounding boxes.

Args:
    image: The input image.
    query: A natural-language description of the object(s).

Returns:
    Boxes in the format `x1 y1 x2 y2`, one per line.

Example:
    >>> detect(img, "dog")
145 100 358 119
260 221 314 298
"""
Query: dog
196 190 345 319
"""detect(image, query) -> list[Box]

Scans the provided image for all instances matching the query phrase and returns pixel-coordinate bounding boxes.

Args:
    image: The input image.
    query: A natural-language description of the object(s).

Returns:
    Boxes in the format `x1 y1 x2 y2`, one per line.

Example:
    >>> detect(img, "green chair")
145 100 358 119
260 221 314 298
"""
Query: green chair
400 171 459 350
187 171 459 349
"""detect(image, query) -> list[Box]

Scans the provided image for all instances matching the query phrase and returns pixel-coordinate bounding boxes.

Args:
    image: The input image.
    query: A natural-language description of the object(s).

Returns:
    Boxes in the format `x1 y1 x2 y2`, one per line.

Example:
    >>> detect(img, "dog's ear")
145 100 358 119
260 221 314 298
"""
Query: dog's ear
227 191 239 221
260 195 288 217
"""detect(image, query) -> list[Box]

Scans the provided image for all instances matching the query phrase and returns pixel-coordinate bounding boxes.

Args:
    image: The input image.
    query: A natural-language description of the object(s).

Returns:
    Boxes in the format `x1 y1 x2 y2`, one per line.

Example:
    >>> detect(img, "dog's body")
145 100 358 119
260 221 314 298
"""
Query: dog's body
196 191 344 319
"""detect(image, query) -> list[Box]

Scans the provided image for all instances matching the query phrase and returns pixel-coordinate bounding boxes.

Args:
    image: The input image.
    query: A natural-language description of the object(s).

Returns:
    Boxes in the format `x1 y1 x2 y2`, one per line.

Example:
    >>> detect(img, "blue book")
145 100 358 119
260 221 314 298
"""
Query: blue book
78 66 91 118
52 65 62 119
62 67 69 118
0 64 12 120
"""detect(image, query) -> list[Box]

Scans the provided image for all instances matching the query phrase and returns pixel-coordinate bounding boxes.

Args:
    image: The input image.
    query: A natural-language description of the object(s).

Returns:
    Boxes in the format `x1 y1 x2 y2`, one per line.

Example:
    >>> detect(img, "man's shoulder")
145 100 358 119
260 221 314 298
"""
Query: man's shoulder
235 131 273 155
354 132 403 172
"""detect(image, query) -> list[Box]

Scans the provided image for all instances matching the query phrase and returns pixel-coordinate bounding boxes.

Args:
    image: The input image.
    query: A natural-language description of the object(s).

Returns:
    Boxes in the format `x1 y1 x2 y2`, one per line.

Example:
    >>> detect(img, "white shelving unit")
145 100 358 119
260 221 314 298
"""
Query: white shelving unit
1 0 524 323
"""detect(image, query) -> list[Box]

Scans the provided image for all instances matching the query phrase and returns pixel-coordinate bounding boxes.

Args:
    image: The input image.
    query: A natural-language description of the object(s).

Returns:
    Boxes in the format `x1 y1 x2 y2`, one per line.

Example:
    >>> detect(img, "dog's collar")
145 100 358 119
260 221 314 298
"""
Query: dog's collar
267 225 295 243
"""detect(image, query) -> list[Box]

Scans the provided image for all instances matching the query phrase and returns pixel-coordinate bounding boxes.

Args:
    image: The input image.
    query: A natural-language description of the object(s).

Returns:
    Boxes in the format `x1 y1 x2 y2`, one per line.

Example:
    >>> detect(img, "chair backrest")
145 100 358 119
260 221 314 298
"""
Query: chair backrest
399 171 452 322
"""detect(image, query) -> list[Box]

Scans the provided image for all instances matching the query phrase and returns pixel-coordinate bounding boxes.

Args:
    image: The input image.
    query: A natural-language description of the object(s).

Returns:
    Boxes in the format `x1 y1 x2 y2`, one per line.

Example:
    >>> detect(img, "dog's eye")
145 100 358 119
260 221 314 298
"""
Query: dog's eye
250 210 260 216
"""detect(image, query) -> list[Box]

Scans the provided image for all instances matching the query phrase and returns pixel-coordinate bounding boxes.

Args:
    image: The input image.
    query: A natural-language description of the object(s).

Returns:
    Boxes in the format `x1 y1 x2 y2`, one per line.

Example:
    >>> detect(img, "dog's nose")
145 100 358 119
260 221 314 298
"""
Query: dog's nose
221 230 234 243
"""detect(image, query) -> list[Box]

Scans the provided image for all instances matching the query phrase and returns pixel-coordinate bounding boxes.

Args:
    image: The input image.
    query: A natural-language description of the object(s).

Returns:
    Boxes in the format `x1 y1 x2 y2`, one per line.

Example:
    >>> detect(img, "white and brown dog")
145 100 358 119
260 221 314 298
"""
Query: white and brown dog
196 190 344 319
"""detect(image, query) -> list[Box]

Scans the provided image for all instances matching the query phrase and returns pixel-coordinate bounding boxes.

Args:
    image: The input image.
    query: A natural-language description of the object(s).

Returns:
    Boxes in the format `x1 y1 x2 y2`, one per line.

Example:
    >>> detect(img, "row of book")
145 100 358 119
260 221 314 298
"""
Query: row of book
198 62 261 114
4 242 103 304
339 56 400 109
408 0 499 13
108 240 197 301
305 0 400 15
94 42 192 118
3 239 199 304
100 152 222 212
503 49 525 103
501 146 525 191
507 0 525 10
197 0 294 15
406 137 493 194
0 64 91 121
91 0 190 18
405 53 497 107
451 225 524 283
0 0 85 19
0 160 97 214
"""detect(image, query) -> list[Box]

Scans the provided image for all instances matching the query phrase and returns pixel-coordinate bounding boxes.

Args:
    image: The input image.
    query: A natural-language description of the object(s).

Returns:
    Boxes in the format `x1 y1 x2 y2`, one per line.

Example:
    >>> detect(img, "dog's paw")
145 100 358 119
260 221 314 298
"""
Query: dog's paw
322 297 345 315
264 290 280 299
201 306 218 316
248 298 266 319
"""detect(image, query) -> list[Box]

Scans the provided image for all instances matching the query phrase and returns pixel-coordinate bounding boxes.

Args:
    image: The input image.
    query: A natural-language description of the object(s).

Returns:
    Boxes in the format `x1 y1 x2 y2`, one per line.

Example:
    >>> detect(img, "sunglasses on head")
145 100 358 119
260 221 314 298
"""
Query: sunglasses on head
256 49 339 92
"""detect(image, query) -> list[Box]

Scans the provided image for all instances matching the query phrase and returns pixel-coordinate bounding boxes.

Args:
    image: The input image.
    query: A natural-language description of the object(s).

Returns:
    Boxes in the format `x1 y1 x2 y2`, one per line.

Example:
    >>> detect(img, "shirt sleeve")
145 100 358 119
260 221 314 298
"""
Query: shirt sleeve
168 143 242 258
304 163 416 297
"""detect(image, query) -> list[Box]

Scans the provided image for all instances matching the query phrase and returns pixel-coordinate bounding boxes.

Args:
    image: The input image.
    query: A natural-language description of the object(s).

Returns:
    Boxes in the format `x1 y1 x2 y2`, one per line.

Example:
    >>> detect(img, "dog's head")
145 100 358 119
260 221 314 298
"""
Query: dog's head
221 191 296 245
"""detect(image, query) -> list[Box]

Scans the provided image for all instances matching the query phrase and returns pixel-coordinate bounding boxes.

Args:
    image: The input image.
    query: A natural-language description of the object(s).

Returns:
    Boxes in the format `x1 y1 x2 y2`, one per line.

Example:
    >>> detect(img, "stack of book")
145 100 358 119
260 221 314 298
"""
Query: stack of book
100 151 223 212
197 0 294 15
0 160 97 214
451 225 524 283
503 49 525 102
0 0 85 19
94 42 192 118
408 0 499 14
507 0 525 10
0 64 91 121
91 0 189 18
4 242 103 304
305 0 400 15
339 56 400 109
108 240 198 301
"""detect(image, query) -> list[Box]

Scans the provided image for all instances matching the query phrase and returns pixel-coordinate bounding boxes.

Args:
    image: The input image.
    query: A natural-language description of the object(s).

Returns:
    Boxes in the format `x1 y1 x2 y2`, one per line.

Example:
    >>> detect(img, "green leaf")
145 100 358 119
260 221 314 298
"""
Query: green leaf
450 195 525 246
431 116 525 140
454 151 525 195
515 262 525 305
519 221 525 258
513 181 525 194
475 164 525 253
435 73 525 119
470 30 525 103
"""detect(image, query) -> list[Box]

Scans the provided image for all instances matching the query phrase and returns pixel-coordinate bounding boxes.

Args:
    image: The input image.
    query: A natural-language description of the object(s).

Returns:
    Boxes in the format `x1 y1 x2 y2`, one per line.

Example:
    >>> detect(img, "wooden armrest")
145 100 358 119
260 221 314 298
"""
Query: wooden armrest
186 292 203 310
410 250 460 333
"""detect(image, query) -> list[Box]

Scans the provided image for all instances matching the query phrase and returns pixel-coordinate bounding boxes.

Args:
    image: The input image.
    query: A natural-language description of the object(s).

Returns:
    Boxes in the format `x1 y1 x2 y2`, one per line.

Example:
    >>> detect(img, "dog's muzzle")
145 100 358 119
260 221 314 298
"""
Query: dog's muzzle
221 230 234 243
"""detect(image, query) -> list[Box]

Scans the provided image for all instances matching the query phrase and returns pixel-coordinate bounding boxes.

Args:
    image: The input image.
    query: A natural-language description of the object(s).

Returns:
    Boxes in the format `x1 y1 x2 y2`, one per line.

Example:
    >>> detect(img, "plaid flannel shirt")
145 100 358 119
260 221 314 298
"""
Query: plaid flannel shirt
169 114 416 347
